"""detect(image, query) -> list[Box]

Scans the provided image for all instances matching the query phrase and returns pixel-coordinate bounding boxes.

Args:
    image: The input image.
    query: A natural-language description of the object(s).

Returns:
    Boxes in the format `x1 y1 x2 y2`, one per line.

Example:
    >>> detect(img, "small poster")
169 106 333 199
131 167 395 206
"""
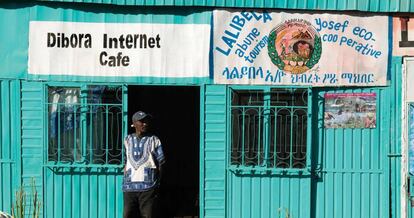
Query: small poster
324 93 376 128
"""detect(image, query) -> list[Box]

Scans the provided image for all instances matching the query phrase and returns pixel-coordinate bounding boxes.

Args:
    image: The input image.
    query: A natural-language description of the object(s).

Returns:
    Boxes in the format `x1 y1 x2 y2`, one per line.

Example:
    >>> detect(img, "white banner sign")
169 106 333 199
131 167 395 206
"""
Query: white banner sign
214 10 389 86
29 21 210 78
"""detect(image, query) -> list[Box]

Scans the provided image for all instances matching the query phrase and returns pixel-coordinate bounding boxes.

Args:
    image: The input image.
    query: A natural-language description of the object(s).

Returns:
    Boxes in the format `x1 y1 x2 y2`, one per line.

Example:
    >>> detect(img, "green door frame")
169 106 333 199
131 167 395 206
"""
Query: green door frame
403 57 414 218
199 85 205 218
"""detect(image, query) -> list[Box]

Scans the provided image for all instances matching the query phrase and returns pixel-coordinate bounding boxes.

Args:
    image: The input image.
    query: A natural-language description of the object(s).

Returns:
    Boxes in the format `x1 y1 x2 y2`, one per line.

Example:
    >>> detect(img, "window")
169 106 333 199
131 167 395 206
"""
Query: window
230 88 309 169
47 85 124 165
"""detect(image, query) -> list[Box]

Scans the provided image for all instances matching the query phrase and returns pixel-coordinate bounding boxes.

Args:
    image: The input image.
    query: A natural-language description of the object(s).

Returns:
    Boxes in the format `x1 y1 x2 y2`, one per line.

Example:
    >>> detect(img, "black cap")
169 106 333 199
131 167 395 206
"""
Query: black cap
132 111 151 122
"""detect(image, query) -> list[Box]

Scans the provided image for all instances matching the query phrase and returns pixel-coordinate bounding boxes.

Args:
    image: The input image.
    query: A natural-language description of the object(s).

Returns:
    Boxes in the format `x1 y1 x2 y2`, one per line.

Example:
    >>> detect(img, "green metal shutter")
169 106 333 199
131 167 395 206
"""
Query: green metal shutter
202 84 227 218
0 80 21 215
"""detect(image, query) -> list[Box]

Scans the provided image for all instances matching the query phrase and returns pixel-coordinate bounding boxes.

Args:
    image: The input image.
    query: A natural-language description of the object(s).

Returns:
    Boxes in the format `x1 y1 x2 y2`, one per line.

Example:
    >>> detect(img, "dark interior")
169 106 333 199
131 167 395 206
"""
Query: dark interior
128 85 200 218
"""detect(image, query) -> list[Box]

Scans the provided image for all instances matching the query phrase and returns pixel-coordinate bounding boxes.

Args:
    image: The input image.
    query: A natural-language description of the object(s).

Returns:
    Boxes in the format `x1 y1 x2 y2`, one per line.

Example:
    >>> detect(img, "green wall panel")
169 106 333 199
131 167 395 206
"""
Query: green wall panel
20 81 125 218
228 175 311 218
390 56 403 218
0 6 29 79
3 63 405 218
34 0 414 12
203 85 227 218
28 4 211 24
44 168 123 218
310 57 401 218
202 57 403 218
199 55 404 218
20 80 44 216
0 80 21 215
0 3 211 83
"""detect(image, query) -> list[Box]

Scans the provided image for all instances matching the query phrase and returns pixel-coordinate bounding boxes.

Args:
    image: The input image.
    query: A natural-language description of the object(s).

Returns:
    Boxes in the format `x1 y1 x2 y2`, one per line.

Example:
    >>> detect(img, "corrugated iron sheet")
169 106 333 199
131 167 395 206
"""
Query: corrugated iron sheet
34 0 414 13
203 85 227 217
0 80 21 215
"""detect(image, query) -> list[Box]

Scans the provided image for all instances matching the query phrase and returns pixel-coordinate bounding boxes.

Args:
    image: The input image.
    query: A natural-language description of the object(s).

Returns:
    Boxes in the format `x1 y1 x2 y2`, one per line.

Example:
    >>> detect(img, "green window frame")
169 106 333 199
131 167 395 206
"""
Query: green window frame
228 86 312 173
45 84 127 167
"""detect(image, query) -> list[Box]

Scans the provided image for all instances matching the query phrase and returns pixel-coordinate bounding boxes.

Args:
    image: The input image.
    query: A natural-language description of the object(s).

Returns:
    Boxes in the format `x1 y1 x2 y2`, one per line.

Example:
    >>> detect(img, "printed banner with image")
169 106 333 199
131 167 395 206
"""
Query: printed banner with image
324 93 376 128
214 10 389 86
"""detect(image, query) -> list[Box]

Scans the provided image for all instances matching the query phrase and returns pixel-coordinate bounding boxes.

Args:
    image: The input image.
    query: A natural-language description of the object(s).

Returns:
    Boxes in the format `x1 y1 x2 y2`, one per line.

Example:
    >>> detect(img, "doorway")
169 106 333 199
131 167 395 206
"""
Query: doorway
128 85 200 218
403 57 414 218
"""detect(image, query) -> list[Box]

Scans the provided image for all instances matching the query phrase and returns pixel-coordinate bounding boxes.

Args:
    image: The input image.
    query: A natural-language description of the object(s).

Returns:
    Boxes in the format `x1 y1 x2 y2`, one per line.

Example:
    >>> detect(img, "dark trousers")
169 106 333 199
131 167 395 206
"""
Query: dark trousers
123 188 160 218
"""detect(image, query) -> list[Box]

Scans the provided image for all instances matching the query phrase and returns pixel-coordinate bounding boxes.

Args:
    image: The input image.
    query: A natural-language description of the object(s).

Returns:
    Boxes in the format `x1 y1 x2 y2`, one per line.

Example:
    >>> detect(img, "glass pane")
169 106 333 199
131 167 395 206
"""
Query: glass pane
291 108 307 168
231 107 264 166
231 90 265 166
87 85 122 104
269 108 291 168
231 90 264 106
269 90 308 169
270 88 308 106
48 87 81 162
48 85 123 165
230 88 308 169
86 85 123 164
85 104 123 164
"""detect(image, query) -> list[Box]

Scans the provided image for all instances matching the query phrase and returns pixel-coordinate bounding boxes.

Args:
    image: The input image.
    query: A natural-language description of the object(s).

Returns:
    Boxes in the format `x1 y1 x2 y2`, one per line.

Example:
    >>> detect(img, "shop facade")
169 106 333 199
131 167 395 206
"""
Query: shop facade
0 1 413 218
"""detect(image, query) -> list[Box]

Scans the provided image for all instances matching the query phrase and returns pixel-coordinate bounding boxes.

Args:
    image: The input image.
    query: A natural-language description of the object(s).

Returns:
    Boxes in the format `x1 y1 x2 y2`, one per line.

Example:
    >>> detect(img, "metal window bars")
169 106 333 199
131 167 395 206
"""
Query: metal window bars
230 88 308 169
46 86 124 166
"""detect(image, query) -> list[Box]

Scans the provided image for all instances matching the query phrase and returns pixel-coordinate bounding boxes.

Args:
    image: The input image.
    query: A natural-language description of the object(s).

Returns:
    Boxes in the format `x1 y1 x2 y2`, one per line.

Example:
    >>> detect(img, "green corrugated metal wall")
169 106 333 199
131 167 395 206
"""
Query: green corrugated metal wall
0 80 21 215
0 1 406 218
44 168 123 218
0 3 211 83
20 81 125 218
225 87 312 218
202 57 403 218
228 173 311 217
0 6 29 79
12 62 405 217
34 0 414 13
9 61 406 218
20 81 44 216
203 85 227 218
313 87 390 218
390 57 403 218
310 57 405 218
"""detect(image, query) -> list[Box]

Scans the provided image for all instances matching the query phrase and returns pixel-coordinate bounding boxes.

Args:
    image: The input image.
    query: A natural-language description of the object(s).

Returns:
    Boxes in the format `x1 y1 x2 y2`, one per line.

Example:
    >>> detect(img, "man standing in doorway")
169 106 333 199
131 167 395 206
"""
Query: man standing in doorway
123 111 165 218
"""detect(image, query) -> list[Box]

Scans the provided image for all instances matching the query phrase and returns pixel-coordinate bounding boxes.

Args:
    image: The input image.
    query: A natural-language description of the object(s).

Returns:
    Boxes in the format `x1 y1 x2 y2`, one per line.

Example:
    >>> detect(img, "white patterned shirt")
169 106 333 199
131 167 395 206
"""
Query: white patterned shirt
122 133 165 192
